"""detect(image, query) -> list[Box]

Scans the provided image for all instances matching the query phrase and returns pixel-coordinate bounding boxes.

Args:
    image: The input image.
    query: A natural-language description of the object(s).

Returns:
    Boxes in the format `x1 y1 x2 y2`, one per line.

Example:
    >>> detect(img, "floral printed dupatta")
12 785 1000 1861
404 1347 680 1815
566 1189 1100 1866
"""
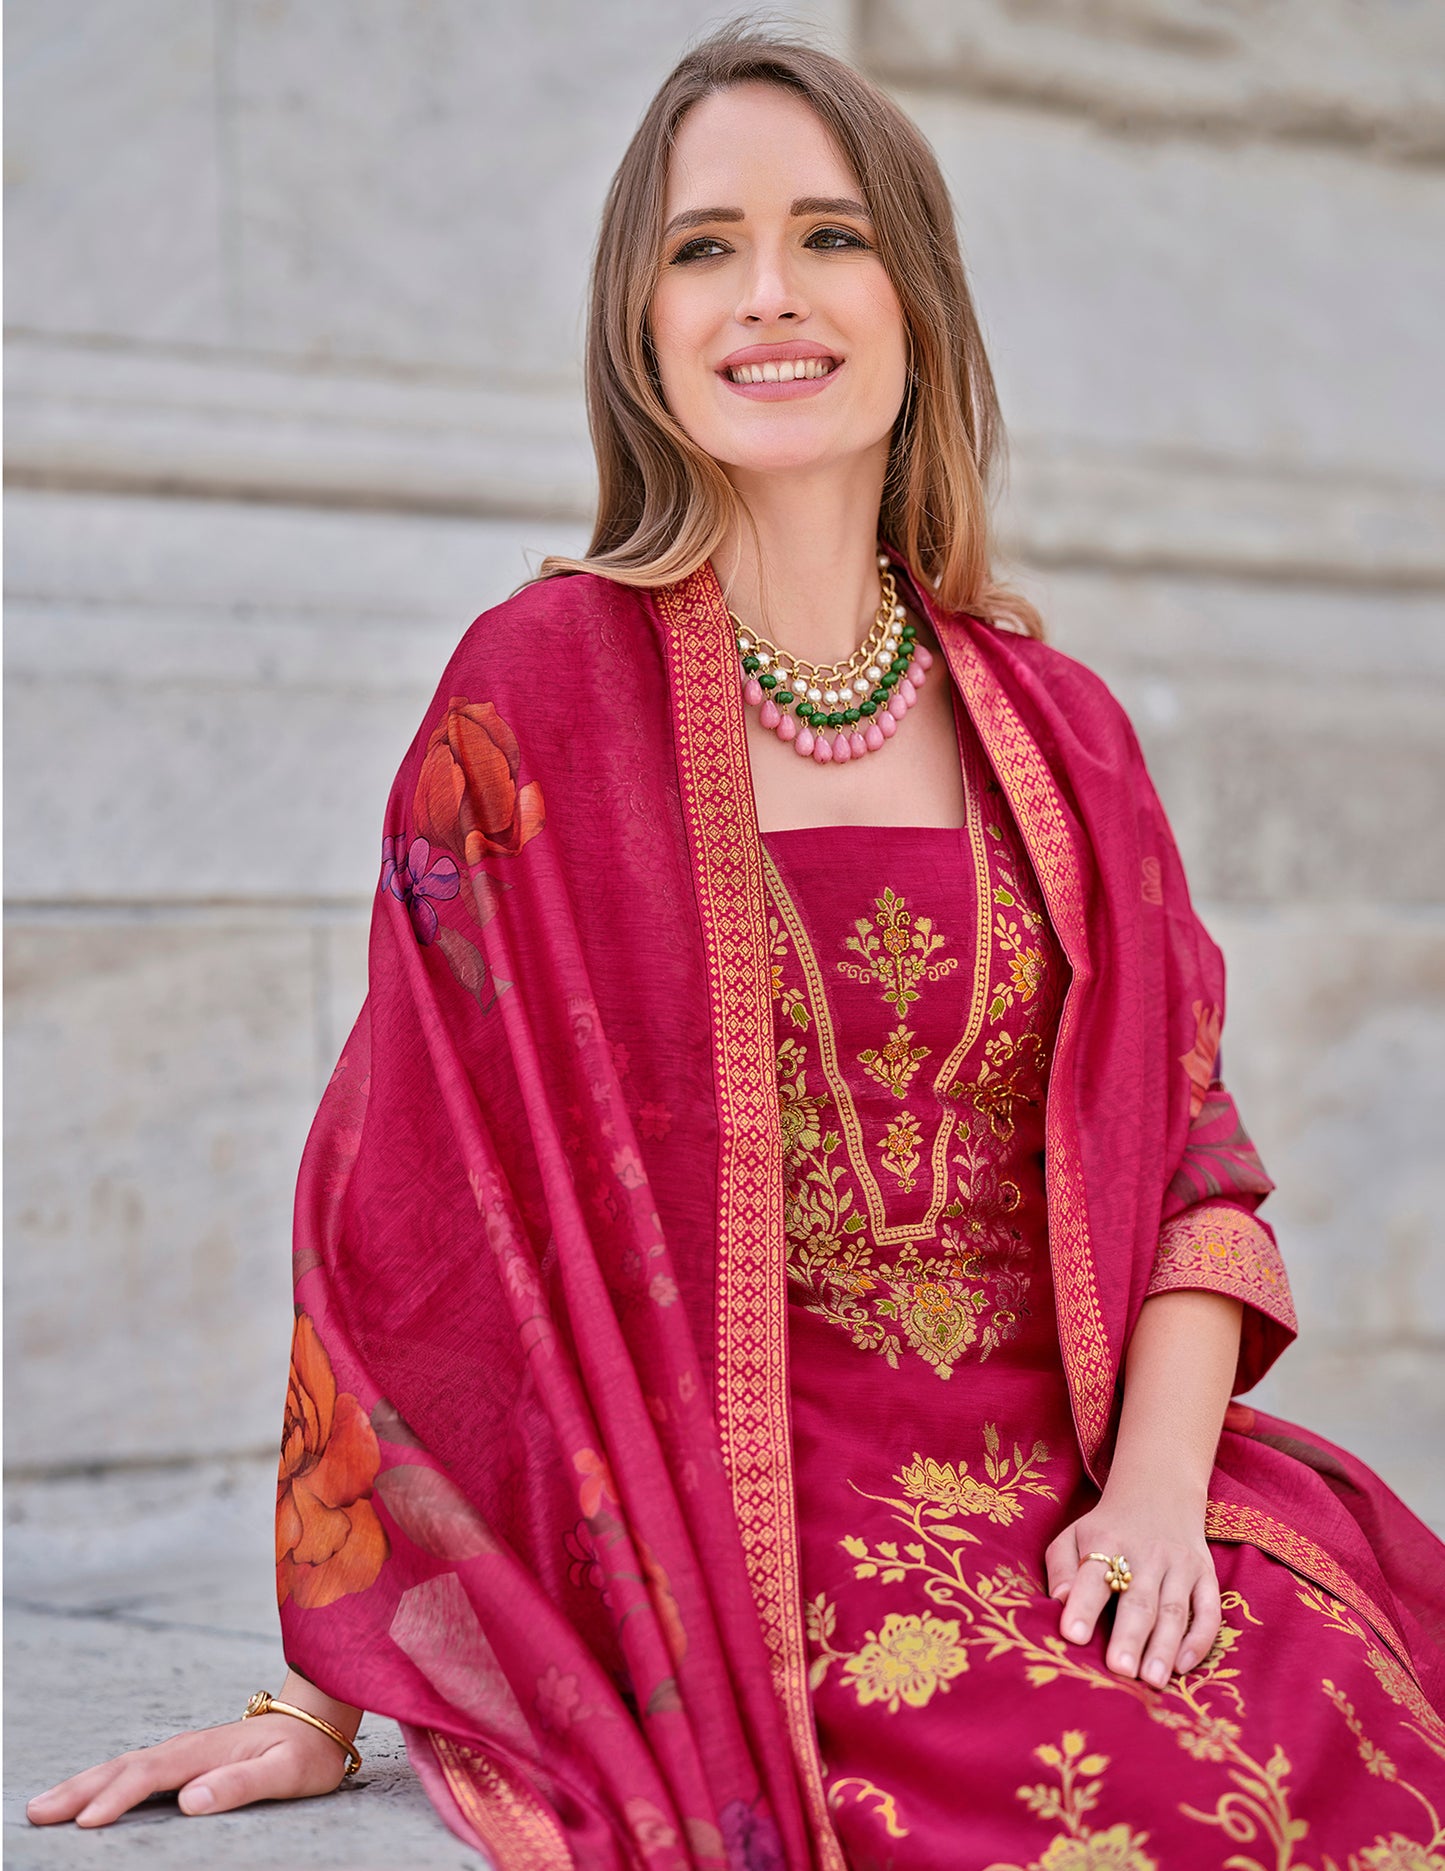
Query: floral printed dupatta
276 559 1442 1871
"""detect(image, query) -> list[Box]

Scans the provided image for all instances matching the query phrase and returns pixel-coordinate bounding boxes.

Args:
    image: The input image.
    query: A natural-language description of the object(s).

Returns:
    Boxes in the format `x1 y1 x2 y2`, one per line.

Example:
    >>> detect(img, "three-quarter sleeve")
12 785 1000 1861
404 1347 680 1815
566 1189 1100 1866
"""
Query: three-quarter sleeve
1150 1073 1297 1392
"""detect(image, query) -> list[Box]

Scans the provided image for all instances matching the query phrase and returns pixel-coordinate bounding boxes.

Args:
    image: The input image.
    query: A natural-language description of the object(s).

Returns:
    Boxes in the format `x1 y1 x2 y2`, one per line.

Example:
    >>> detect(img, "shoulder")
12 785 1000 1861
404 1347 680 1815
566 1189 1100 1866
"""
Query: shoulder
962 616 1143 758
444 570 654 678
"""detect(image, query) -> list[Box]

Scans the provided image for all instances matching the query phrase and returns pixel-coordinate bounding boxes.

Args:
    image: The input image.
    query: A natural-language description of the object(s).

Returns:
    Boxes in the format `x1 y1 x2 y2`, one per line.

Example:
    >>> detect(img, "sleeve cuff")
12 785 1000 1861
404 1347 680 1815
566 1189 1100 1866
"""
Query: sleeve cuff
1147 1198 1298 1393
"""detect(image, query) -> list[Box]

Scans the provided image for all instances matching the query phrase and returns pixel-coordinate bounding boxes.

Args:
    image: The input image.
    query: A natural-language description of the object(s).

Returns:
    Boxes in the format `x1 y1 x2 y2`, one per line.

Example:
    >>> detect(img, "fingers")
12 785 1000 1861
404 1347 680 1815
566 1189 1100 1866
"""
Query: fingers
1043 1528 1078 1603
177 1740 341 1816
27 1736 209 1828
1058 1555 1113 1649
1135 1569 1194 1686
1176 1570 1223 1676
25 1718 342 1829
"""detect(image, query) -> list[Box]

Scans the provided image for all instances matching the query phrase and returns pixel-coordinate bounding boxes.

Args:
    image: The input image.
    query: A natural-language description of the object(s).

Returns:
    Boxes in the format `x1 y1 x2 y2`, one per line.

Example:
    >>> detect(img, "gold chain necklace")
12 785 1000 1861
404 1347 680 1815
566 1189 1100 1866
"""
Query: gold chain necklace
732 551 935 766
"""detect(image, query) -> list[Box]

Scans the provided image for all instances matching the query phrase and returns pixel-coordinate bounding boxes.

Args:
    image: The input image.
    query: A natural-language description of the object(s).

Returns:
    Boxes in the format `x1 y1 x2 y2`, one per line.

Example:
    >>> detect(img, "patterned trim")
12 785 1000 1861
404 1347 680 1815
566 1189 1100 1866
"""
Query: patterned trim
655 568 846 1871
430 1731 572 1869
757 718 993 1247
1149 1200 1298 1333
1203 1504 1422 1690
925 602 1115 1469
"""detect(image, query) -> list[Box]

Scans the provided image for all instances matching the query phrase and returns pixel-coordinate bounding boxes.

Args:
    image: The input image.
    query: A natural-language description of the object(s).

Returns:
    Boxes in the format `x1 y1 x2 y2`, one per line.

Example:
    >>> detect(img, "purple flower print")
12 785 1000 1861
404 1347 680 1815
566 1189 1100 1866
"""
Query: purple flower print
721 1800 784 1871
381 834 460 945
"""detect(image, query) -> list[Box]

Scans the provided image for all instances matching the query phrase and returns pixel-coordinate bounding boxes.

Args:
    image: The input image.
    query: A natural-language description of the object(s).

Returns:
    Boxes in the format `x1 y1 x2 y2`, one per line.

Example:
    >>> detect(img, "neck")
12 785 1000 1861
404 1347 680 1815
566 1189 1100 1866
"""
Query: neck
716 447 890 664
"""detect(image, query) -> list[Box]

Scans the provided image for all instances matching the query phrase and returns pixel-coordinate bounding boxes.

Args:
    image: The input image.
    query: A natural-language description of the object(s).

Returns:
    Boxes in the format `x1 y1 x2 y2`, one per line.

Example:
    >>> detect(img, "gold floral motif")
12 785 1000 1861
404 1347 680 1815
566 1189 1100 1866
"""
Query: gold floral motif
987 1731 1157 1871
837 887 957 1013
859 1022 930 1099
878 1109 923 1192
840 1610 970 1712
1351 1836 1445 1871
765 778 1059 1378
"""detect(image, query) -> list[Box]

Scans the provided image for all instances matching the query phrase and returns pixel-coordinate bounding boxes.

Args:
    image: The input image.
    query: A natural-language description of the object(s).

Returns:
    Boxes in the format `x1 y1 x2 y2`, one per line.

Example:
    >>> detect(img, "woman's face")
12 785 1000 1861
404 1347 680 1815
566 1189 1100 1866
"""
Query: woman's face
649 83 909 484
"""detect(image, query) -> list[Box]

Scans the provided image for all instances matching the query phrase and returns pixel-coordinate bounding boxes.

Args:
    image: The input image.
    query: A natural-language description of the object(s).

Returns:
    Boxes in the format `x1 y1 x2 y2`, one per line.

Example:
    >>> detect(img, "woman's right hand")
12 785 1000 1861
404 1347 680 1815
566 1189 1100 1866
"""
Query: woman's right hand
26 1678 364 1828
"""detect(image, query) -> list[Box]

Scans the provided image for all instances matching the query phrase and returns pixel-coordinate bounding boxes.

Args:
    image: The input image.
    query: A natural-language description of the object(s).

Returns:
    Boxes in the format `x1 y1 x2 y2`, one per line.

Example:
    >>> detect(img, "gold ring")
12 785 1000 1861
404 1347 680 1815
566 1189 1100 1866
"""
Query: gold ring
1082 1551 1132 1594
242 1690 362 1776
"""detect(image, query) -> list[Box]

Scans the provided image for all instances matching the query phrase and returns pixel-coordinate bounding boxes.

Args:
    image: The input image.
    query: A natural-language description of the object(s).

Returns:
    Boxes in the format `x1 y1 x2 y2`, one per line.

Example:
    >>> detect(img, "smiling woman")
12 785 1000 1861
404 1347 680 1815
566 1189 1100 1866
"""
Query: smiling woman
27 18 1445 1871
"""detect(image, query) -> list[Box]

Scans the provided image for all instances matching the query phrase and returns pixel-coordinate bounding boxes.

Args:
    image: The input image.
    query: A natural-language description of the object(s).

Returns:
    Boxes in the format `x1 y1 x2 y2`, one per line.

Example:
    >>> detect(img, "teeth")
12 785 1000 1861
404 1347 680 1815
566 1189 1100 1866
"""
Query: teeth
728 358 836 384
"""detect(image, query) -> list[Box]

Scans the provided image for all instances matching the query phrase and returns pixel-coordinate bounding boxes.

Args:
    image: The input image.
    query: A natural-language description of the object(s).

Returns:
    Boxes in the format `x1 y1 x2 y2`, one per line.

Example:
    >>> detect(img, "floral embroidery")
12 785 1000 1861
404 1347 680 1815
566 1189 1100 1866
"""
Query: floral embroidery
841 1610 969 1712
276 1312 388 1609
809 1426 1445 1868
878 1109 922 1191
381 834 460 945
1149 1202 1297 1334
766 781 1060 1378
860 1022 930 1099
987 1732 1157 1871
414 696 545 868
837 886 957 1011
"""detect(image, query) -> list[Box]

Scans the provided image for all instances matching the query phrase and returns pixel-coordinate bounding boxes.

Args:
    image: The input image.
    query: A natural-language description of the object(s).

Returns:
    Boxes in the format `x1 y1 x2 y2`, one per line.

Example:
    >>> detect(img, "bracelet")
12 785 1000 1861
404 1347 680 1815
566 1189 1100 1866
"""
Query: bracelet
242 1690 362 1777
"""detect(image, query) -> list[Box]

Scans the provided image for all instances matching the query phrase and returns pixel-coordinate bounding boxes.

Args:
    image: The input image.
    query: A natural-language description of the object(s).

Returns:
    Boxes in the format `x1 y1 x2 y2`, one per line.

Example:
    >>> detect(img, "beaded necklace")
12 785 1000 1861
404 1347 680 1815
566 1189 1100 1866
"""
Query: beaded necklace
732 550 935 765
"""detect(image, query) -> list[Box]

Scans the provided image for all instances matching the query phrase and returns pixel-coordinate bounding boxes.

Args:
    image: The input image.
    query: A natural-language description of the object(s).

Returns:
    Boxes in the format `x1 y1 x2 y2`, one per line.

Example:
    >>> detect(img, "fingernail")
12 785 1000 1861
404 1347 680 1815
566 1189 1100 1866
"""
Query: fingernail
182 1785 216 1814
1146 1660 1166 1686
1068 1622 1089 1642
1117 1654 1135 1673
1177 1652 1194 1672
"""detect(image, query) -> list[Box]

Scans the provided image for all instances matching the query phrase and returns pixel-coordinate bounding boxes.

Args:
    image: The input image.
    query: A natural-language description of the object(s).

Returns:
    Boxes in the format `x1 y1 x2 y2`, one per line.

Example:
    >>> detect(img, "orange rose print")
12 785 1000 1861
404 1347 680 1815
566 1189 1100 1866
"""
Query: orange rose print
277 1312 389 1609
414 697 545 866
1180 1000 1222 1119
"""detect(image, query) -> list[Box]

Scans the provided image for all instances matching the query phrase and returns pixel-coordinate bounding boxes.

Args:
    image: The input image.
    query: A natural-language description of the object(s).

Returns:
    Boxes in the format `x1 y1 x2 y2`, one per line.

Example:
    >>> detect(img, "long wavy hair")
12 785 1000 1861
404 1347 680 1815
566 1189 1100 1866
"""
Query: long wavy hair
539 22 1042 638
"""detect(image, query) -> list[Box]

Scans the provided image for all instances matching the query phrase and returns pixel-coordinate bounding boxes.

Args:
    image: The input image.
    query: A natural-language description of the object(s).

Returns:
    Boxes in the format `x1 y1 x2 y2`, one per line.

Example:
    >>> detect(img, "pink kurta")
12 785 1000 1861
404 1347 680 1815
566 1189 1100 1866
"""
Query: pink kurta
762 700 1445 1867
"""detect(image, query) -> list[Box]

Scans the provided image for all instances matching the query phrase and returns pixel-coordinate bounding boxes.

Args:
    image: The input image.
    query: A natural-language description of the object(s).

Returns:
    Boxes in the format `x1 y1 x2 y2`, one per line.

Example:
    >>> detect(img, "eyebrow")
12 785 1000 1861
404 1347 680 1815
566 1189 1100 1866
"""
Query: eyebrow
662 195 871 240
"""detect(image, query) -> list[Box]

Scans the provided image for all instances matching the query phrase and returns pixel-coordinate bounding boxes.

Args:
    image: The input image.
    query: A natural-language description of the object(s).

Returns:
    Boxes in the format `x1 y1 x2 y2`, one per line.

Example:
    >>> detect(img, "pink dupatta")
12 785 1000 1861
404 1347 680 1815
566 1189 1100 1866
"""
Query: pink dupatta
276 555 1443 1868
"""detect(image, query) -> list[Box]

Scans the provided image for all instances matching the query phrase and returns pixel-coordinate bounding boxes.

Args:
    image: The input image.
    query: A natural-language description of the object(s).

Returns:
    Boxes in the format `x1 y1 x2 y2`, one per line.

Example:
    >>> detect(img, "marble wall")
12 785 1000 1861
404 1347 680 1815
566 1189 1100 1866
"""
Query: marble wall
6 1 1442 1524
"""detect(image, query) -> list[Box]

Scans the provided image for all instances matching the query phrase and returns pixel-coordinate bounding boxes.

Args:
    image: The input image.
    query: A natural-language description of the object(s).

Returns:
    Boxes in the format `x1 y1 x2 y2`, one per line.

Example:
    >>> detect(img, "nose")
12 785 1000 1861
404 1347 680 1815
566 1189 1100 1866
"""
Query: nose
735 240 808 326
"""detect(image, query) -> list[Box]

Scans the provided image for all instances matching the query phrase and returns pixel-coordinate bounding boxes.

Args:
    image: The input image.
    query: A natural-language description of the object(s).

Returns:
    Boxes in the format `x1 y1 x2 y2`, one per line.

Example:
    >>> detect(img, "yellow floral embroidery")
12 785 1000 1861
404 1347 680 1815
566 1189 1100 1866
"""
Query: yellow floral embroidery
986 833 1050 1024
1351 1837 1445 1871
859 1022 930 1099
837 886 957 1012
896 1425 1055 1527
987 1731 1157 1871
767 776 1061 1377
878 1109 922 1192
840 1610 970 1712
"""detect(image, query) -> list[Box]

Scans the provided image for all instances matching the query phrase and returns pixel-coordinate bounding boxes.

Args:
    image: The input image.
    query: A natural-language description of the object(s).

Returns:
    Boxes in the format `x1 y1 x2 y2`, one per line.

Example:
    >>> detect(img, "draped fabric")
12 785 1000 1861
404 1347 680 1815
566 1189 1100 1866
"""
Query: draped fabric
275 552 1445 1868
763 756 1445 1863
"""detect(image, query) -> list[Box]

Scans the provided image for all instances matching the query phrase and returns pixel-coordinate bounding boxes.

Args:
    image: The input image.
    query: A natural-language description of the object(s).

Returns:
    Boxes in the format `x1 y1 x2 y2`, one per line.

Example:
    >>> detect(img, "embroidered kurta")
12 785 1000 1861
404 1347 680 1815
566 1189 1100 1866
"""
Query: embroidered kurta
278 557 1445 1869
761 706 1445 1866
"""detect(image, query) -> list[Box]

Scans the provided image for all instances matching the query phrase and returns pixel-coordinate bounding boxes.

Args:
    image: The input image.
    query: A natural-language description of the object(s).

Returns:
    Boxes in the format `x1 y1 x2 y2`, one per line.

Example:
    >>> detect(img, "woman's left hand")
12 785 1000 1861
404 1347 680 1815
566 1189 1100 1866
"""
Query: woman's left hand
1044 1482 1220 1688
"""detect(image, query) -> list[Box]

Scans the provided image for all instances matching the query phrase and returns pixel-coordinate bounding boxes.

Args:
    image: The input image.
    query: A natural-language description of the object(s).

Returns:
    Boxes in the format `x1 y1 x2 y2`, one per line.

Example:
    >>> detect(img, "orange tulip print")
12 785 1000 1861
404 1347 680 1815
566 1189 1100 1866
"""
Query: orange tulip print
414 697 545 867
1180 1000 1222 1119
276 1312 389 1609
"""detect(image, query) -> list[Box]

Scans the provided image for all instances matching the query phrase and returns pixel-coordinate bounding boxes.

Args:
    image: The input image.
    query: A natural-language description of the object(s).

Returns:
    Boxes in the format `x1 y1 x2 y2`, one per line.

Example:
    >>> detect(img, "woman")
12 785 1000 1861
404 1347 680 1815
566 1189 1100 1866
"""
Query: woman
28 26 1445 1869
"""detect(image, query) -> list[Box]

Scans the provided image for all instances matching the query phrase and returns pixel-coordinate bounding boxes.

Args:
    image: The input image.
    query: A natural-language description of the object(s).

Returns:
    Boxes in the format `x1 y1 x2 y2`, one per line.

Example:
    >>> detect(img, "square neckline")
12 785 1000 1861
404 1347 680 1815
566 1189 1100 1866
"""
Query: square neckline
756 674 971 840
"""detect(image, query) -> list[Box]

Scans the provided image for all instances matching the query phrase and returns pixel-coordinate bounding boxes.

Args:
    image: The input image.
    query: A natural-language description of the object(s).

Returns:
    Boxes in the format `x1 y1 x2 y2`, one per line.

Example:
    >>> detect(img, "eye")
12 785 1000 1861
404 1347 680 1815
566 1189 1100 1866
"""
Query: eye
670 235 731 265
804 225 870 251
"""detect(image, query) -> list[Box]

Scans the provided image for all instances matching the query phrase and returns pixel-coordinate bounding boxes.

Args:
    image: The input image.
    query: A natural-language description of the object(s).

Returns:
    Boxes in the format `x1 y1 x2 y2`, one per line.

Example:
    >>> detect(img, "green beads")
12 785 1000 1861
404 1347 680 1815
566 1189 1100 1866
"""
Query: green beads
741 654 760 673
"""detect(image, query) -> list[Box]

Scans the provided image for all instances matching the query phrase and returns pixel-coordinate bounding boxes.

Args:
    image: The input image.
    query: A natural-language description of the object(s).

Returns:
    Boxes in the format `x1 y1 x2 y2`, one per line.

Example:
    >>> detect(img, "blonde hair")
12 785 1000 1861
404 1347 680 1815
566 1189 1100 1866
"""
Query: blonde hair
539 22 1042 638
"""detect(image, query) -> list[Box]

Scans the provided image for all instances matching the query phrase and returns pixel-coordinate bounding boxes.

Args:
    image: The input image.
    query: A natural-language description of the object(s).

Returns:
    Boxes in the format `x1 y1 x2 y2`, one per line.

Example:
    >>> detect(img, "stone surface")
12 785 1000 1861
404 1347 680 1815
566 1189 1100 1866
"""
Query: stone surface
4 1459 487 1867
3 1 228 344
900 92 1445 483
866 0 1445 156
4 921 312 1469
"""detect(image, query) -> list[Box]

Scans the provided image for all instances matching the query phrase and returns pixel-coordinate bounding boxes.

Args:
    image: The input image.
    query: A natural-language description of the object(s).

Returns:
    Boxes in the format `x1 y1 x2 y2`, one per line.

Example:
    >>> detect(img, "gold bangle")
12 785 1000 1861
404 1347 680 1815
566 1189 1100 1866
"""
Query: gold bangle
242 1690 362 1777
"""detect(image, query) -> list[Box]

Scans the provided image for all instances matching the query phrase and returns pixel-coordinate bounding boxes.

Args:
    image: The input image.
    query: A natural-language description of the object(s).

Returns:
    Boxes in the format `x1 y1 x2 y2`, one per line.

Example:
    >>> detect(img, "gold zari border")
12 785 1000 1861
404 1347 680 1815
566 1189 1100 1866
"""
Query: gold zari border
927 608 1116 1467
431 1731 573 1869
655 568 846 1871
1150 1199 1297 1332
758 717 993 1248
1203 1503 1421 1689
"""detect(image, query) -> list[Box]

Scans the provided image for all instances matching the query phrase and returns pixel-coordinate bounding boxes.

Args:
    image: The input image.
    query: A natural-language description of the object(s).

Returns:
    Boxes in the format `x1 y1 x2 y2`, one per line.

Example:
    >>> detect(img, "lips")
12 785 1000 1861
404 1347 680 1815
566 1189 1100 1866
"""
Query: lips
717 340 843 395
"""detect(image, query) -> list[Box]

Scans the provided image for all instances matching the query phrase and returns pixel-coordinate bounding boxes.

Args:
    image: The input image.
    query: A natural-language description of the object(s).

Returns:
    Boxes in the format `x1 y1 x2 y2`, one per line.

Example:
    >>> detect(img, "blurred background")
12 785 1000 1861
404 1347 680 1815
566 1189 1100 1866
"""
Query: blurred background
4 3 1444 1851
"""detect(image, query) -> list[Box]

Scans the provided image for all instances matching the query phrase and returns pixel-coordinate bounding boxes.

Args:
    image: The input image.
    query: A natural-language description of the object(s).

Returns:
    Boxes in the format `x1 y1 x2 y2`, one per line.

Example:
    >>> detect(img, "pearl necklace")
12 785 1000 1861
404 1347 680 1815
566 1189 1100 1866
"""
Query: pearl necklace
732 552 935 765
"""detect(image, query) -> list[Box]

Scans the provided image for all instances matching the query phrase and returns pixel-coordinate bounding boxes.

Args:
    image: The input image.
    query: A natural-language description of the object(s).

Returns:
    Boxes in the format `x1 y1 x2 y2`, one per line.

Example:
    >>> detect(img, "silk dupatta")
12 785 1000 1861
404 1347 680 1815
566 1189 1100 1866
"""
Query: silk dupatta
276 554 1440 1870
